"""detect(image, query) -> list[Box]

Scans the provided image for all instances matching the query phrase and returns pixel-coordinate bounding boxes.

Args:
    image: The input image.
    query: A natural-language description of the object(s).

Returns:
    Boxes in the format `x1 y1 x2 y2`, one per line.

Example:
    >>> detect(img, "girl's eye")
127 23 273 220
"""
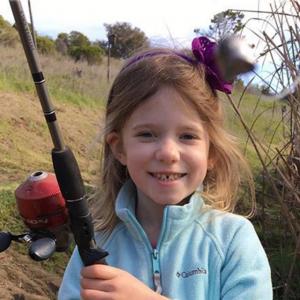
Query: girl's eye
136 131 154 138
180 133 199 140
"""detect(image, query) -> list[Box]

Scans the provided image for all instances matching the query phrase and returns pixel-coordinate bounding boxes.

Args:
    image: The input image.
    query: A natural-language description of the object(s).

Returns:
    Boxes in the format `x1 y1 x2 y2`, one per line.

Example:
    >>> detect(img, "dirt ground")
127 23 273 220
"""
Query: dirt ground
0 247 63 300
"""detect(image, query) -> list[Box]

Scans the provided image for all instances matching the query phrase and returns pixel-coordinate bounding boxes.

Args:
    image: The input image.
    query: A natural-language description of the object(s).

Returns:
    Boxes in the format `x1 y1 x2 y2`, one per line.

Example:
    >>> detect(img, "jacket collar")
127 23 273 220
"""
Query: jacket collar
115 180 204 246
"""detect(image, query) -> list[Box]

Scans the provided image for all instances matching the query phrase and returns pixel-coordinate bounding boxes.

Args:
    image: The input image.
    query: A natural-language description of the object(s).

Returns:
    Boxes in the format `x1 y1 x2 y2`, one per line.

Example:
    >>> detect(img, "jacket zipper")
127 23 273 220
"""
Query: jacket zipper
152 248 162 294
127 205 168 294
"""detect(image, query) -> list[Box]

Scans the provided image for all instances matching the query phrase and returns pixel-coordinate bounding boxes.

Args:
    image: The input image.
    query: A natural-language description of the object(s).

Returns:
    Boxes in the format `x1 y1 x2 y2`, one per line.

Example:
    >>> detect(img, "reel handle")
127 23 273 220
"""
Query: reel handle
29 237 56 261
0 231 56 261
0 232 12 252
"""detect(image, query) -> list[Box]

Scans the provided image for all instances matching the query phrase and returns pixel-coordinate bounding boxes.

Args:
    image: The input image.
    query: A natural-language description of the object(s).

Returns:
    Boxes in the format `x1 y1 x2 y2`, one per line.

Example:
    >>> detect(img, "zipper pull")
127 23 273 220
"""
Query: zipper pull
152 249 162 294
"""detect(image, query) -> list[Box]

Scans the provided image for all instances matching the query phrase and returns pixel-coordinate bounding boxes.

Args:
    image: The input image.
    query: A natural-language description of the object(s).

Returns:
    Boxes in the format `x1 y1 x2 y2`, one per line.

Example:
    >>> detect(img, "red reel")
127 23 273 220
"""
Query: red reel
15 171 68 230
14 171 70 252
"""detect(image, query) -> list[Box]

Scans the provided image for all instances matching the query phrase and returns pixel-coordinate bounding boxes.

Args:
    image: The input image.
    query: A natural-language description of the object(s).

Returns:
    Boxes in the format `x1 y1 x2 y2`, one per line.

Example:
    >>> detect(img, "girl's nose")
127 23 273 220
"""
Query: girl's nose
155 138 180 163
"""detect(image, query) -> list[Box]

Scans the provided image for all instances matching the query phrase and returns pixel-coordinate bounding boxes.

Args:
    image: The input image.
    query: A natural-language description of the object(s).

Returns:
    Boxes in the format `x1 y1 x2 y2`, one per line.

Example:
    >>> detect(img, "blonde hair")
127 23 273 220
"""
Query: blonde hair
91 48 255 232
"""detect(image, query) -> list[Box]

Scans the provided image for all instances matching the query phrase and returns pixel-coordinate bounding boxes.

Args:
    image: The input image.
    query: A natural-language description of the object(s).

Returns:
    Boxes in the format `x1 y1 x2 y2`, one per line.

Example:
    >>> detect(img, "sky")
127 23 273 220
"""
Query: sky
1 0 272 46
2 0 296 90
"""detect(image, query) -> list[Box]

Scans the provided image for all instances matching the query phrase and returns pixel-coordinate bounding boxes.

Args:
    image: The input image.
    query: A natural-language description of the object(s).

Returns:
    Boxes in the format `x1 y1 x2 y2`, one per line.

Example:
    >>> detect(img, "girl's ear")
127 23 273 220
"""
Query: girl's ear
208 148 216 171
106 132 127 165
207 158 215 171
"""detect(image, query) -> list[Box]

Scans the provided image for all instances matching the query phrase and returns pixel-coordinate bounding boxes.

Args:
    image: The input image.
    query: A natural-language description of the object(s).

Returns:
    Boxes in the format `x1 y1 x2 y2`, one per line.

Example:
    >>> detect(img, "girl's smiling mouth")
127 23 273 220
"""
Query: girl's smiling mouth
149 172 187 181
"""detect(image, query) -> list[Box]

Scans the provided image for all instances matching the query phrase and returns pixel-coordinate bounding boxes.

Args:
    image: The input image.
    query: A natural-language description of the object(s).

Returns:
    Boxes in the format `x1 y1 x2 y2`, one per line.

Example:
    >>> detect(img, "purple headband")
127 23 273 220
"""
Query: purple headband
123 36 233 94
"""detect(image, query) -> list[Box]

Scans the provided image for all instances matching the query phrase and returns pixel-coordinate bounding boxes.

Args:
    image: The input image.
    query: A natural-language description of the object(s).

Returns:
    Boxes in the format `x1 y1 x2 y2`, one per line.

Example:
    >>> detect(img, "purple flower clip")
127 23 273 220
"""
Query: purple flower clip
192 36 233 94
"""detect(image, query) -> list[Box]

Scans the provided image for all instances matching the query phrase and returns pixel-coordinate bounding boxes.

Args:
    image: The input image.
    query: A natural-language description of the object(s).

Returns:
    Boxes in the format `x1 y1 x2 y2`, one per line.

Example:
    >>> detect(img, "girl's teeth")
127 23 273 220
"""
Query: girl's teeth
154 173 182 181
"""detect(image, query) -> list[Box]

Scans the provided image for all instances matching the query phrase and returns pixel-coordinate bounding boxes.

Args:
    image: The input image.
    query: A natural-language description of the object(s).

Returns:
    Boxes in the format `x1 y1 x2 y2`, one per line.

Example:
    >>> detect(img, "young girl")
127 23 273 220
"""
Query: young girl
58 37 272 299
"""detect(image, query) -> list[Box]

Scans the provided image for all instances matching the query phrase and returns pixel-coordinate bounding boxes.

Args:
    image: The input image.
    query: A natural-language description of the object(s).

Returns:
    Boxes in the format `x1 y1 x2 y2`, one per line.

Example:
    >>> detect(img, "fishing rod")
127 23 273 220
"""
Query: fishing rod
6 0 108 266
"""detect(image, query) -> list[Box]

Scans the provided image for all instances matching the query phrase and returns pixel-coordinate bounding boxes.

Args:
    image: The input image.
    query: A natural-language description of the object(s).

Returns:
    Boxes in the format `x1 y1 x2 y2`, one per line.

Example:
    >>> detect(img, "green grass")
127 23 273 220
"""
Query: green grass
0 189 23 232
0 71 34 93
0 68 104 108
50 85 103 107
221 89 286 177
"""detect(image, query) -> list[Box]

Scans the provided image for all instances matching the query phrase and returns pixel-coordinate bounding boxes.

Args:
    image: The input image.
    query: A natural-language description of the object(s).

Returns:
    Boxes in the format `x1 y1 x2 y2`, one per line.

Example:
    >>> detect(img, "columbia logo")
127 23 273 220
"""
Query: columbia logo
176 267 207 278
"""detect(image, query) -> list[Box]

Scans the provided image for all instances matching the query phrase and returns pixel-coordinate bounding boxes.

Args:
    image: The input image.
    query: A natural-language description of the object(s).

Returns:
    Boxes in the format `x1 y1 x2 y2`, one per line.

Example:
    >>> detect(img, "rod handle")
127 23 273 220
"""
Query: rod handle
52 147 108 265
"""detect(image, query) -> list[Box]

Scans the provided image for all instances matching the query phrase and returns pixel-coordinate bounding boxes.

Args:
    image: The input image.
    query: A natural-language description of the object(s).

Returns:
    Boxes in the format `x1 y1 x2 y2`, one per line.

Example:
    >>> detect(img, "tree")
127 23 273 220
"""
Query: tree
0 15 19 47
68 31 90 48
55 32 69 55
81 45 104 65
67 31 90 62
36 35 55 54
194 10 245 41
54 31 104 64
103 22 149 58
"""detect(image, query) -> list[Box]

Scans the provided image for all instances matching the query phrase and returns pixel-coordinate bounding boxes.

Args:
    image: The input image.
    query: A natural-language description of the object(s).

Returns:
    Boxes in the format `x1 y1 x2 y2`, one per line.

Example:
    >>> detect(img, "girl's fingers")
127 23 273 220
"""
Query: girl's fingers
80 277 114 292
80 288 111 300
81 264 121 280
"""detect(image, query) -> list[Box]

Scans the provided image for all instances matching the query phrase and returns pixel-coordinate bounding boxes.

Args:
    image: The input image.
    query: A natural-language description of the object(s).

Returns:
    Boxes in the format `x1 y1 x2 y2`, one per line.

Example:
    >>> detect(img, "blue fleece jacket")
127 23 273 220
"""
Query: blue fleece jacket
58 180 272 299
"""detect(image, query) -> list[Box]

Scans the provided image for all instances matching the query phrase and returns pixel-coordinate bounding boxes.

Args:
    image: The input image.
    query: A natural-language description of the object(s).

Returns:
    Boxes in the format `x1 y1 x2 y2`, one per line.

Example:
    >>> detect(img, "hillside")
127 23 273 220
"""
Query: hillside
0 90 104 299
0 91 103 187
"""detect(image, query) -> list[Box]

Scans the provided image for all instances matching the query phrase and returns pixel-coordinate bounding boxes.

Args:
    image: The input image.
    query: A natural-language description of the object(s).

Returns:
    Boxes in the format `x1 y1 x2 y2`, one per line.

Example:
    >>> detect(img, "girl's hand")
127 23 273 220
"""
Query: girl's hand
80 264 168 300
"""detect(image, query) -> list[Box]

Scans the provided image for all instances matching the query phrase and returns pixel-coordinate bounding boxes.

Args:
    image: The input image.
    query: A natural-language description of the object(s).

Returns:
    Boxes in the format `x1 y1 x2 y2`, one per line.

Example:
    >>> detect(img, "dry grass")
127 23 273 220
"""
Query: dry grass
0 44 123 106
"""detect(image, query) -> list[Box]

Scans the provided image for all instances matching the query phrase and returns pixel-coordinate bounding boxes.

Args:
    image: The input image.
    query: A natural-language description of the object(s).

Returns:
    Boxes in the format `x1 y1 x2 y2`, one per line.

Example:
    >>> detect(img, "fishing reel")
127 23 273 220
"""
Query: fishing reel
0 171 71 261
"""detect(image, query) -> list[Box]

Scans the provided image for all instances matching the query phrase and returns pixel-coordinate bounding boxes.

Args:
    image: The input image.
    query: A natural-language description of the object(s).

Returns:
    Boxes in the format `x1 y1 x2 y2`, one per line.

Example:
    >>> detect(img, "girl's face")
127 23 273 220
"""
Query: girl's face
108 86 211 207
